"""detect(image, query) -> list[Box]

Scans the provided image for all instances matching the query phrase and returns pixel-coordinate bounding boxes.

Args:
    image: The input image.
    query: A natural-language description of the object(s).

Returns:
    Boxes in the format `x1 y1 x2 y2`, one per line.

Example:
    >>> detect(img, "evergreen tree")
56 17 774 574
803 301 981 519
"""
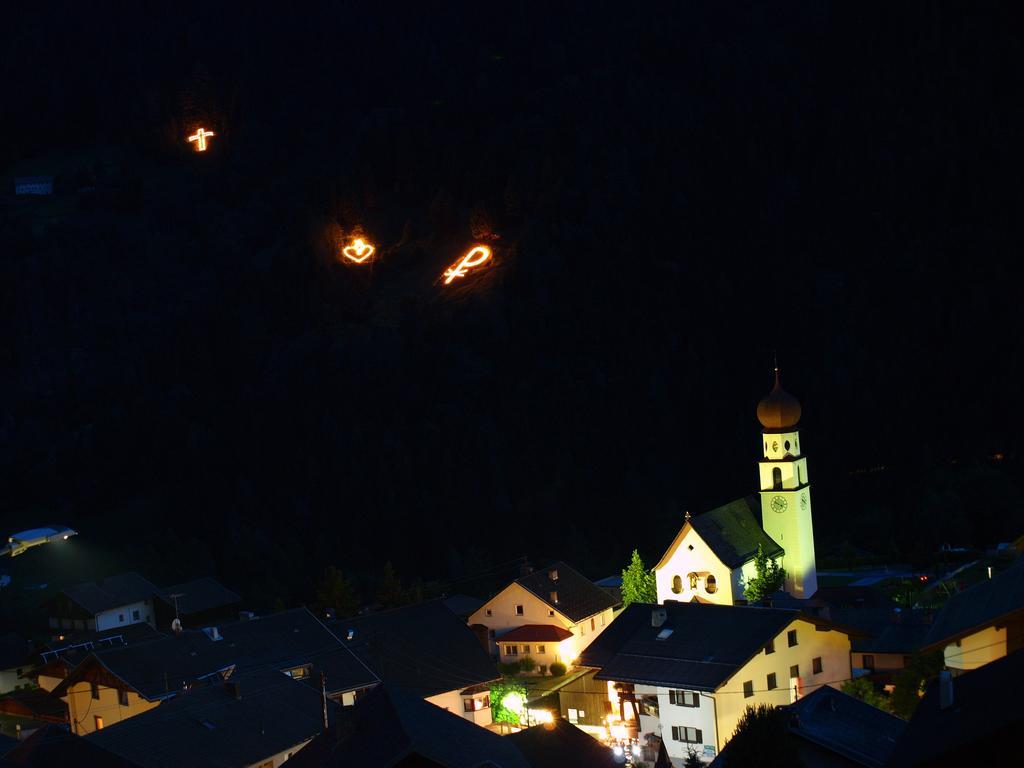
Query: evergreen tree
622 549 657 607
727 704 800 767
314 565 359 619
683 746 703 768
376 561 406 608
743 544 787 603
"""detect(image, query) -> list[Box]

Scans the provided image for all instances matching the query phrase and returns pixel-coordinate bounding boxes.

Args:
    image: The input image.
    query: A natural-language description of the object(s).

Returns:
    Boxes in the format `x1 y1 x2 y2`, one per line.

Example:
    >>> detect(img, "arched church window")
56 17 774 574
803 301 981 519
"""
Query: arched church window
671 575 682 594
772 467 783 490
688 573 699 590
705 575 718 594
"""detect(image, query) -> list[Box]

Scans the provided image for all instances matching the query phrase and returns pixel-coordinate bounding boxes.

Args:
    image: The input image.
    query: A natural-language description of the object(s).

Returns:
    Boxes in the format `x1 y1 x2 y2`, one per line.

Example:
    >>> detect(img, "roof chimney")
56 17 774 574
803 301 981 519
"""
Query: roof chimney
225 680 241 700
549 568 559 582
939 670 954 710
651 607 667 628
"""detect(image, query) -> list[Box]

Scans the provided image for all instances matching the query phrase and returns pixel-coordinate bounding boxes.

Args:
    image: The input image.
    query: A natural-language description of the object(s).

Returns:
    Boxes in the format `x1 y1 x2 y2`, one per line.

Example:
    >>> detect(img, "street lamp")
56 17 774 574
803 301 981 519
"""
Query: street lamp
1 526 77 557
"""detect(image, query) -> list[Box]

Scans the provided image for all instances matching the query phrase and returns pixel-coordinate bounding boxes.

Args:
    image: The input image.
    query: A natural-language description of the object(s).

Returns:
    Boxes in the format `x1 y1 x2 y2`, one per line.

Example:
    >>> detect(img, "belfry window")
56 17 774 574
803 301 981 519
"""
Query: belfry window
772 467 783 490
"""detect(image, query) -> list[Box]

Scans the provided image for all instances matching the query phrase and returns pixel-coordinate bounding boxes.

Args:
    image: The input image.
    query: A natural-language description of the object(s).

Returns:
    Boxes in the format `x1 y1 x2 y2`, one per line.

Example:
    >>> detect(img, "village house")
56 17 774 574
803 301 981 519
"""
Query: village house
708 685 906 768
337 599 499 726
30 623 160 694
152 577 242 633
919 555 1024 673
0 634 33 694
654 371 818 606
467 561 618 672
43 573 160 635
86 670 336 768
51 608 378 735
577 601 857 766
285 684 531 768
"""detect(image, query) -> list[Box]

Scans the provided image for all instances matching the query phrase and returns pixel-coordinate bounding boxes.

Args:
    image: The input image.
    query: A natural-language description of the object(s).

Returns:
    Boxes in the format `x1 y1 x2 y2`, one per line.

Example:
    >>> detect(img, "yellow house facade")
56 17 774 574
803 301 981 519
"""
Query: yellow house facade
579 603 854 765
468 562 618 668
63 678 162 735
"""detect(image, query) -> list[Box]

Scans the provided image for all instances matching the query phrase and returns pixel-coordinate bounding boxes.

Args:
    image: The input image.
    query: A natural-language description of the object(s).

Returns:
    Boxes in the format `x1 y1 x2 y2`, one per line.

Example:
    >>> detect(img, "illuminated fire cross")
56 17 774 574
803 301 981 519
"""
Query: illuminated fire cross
342 237 375 264
188 128 215 152
443 246 491 284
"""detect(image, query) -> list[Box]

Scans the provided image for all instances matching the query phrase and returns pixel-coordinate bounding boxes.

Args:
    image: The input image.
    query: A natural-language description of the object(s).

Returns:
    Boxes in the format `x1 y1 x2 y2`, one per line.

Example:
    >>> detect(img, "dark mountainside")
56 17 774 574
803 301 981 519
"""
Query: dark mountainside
2 2 1021 623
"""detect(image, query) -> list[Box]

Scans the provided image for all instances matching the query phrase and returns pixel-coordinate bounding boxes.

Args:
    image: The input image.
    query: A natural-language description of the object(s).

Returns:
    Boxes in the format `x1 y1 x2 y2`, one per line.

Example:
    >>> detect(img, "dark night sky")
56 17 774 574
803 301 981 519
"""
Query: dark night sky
1 2 1021 616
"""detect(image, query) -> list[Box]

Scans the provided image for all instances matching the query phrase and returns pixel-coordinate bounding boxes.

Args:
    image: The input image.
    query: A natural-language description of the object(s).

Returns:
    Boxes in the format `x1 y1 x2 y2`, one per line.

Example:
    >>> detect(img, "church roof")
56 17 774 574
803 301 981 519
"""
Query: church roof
688 495 784 570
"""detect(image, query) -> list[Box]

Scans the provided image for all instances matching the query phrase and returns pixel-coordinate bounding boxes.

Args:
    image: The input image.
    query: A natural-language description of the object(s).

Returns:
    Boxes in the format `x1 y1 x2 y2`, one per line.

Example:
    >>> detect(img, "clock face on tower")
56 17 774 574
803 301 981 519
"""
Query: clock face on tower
771 495 788 513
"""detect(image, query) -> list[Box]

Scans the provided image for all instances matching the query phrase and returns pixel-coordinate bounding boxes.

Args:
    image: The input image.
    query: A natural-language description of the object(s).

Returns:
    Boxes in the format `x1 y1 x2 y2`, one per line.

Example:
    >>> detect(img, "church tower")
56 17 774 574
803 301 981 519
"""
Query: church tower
756 368 818 598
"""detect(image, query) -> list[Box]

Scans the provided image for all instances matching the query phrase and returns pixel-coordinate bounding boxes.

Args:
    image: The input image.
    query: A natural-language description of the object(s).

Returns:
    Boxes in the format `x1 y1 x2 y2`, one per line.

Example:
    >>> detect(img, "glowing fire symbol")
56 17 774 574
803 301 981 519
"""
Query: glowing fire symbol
188 128 215 152
342 237 376 264
443 246 491 284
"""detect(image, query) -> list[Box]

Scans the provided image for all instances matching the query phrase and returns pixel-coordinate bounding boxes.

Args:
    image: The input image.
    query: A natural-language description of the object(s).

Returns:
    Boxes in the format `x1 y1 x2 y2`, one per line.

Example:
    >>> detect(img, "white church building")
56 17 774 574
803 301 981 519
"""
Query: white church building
654 369 818 605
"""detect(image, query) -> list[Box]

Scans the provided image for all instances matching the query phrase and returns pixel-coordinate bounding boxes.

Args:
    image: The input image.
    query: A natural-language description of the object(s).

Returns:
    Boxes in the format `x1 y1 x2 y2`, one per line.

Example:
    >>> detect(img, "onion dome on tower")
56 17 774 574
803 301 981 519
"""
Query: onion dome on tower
757 368 802 430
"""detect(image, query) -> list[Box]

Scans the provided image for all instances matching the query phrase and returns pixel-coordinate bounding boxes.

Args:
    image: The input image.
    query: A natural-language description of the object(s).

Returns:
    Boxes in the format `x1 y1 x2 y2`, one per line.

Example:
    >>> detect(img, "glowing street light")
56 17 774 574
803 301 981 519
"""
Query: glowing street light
1 526 77 558
342 237 376 264
501 691 525 716
443 246 491 284
188 128 215 152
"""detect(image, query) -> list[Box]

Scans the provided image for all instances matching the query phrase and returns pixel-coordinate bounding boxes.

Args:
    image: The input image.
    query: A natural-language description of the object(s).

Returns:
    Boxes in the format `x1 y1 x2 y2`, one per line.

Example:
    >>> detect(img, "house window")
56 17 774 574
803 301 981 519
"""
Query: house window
568 708 579 724
537 645 546 655
118 688 129 706
486 609 493 617
505 645 518 656
602 613 606 626
591 618 596 631
91 682 100 700
767 673 777 690
743 681 753 698
548 610 555 617
668 690 699 707
515 605 524 616
671 726 703 744
863 655 876 670
705 575 717 594
464 697 486 712
581 621 588 635
788 629 798 647
672 575 682 594
522 645 531 655
539 665 547 674
765 639 775 655
132 609 140 621
688 573 699 590
790 664 799 678
813 657 823 675
94 715 104 731
118 613 125 623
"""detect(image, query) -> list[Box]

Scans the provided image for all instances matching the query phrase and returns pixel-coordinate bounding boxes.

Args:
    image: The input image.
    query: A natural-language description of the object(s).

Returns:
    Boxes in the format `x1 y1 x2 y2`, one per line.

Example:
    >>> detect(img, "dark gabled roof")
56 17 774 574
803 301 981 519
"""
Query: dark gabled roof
0 633 32 670
922 556 1024 650
87 670 337 768
441 594 484 619
499 625 574 643
515 562 617 623
887 649 1024 767
508 717 618 768
155 577 241 616
0 687 68 722
57 573 159 616
689 495 784 569
53 608 377 701
788 685 905 768
581 602 844 692
825 608 931 655
337 600 497 698
0 724 140 767
286 684 530 768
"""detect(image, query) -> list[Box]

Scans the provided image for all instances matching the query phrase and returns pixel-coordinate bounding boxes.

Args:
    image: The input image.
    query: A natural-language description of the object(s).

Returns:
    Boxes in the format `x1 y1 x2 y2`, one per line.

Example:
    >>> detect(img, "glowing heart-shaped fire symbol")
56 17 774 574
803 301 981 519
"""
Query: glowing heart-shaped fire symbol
342 237 375 264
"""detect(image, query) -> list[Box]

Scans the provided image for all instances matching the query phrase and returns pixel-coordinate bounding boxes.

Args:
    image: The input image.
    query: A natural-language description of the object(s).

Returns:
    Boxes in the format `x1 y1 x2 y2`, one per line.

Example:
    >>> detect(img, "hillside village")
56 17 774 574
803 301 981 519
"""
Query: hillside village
1 373 1020 767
